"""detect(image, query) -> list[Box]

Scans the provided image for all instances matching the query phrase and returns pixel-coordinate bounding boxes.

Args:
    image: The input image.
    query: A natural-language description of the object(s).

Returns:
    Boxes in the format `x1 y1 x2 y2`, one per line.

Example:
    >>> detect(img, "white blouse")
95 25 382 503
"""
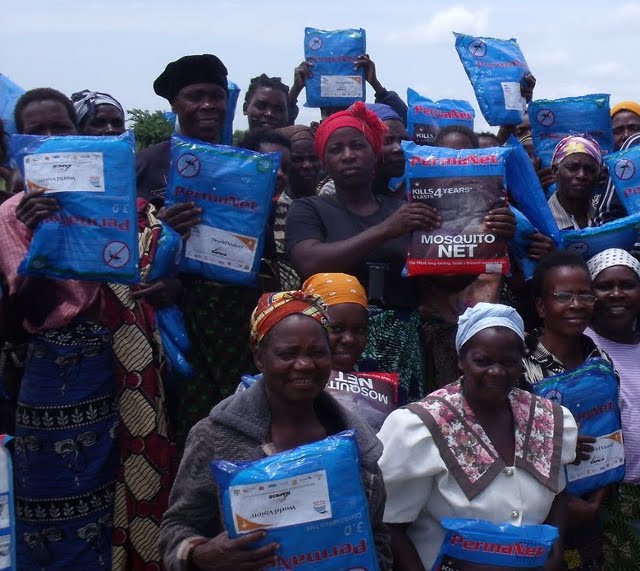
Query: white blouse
378 406 578 569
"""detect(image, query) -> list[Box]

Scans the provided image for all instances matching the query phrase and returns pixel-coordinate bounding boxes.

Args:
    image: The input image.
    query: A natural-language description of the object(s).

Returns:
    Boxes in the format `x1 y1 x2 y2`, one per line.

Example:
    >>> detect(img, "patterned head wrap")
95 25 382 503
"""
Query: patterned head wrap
250 290 330 348
277 125 315 144
302 273 368 308
455 302 525 354
551 135 603 172
71 90 125 125
314 101 388 161
611 101 640 118
586 248 640 281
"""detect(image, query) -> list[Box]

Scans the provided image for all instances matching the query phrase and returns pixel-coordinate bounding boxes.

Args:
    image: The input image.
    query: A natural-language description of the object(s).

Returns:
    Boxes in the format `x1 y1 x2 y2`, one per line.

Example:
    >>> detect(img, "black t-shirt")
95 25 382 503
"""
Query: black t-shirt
285 194 418 308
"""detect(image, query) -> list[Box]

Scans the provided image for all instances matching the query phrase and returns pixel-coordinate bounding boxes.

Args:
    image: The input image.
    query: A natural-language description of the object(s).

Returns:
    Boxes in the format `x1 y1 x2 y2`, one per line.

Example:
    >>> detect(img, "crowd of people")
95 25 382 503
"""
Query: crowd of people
1 48 640 571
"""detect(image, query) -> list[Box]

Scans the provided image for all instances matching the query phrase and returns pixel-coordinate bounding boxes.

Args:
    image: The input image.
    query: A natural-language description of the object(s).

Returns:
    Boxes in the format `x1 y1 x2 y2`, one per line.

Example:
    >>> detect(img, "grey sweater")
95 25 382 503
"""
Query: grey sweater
159 382 392 570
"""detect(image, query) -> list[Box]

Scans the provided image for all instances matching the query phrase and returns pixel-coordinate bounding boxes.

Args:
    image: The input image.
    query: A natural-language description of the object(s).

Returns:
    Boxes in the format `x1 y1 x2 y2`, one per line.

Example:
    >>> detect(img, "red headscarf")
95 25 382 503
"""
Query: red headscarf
249 290 330 348
314 101 388 163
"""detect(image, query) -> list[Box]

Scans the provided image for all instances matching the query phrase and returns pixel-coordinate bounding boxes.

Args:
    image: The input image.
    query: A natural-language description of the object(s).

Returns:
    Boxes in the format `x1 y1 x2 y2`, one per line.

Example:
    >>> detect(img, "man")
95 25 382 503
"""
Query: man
595 101 640 223
612 101 640 151
137 55 274 445
136 54 229 207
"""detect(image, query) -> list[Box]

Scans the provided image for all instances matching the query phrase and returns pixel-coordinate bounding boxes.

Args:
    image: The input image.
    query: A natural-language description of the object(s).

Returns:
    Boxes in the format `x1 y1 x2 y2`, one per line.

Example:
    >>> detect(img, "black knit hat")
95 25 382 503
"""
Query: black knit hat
153 54 228 103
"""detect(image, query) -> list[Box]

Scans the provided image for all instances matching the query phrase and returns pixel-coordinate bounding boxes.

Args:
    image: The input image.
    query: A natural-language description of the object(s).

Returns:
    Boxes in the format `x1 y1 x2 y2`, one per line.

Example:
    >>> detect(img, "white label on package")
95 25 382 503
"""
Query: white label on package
24 152 105 193
0 534 10 569
185 224 258 272
566 430 625 482
501 82 526 112
320 75 363 98
0 495 8 528
230 469 332 535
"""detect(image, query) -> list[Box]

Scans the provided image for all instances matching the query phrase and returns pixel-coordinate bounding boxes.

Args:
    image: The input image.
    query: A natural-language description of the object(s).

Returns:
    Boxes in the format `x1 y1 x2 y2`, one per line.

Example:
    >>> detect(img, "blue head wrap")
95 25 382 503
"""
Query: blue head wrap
364 103 402 124
455 302 525 354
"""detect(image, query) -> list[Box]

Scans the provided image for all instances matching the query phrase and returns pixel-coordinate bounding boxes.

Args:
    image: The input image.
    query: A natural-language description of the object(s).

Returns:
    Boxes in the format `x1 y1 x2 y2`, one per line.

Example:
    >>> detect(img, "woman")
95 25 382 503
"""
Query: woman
73 89 179 571
378 302 577 570
521 251 613 570
71 90 126 136
274 125 321 289
317 102 409 197
548 136 603 230
367 103 409 196
584 248 640 568
302 272 369 373
158 291 392 570
434 124 480 149
285 102 439 401
1 88 119 570
243 74 290 132
8 88 180 570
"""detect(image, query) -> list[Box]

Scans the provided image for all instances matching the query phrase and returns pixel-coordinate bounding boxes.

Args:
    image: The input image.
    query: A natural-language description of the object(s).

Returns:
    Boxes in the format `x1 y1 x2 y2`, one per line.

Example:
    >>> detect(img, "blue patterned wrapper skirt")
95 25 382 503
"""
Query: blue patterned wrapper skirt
13 322 118 570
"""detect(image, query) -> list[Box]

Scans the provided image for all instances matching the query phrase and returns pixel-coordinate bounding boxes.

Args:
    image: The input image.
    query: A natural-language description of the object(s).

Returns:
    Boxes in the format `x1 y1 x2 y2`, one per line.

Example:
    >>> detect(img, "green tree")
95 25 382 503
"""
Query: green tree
232 128 246 146
127 109 174 150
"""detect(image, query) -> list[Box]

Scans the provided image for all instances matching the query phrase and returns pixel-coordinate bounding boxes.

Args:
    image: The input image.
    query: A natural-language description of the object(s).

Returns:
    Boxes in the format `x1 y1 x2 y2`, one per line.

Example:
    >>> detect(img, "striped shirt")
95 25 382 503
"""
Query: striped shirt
548 192 598 230
585 327 640 484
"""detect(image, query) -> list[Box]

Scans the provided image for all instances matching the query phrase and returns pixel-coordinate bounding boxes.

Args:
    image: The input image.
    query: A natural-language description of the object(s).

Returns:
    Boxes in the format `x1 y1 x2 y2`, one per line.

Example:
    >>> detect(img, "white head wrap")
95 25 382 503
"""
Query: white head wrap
71 90 125 125
455 302 525 354
586 248 640 281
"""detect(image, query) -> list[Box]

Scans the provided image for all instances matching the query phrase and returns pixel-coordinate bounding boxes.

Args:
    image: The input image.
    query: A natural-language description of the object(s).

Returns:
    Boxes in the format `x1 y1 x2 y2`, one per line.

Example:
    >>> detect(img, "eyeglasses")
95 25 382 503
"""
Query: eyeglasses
552 291 596 305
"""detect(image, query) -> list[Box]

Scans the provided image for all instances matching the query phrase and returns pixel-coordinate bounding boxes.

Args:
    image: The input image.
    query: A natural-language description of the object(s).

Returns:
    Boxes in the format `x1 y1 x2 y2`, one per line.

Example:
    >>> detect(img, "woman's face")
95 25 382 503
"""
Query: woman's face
592 265 640 333
439 131 474 150
290 138 321 194
459 327 523 407
255 314 332 403
80 104 126 136
20 100 77 136
553 153 599 204
536 265 594 338
327 303 369 372
380 119 409 178
323 127 377 189
244 87 288 131
258 142 291 195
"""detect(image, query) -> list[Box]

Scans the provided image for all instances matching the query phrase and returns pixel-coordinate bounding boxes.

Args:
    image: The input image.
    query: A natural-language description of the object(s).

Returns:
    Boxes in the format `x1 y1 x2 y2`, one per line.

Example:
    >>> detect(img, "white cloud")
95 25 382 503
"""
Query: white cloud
589 61 625 77
385 5 489 45
529 50 570 67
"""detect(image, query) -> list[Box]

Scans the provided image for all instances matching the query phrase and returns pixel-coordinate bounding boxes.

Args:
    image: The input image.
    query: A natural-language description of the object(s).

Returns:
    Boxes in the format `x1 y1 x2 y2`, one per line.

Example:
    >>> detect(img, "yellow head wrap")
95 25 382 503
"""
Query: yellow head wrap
611 101 640 118
302 273 368 308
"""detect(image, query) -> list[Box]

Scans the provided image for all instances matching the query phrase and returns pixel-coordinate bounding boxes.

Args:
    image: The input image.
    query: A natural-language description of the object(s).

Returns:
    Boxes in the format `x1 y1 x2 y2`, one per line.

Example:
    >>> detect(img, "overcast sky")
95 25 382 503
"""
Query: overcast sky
2 1 637 132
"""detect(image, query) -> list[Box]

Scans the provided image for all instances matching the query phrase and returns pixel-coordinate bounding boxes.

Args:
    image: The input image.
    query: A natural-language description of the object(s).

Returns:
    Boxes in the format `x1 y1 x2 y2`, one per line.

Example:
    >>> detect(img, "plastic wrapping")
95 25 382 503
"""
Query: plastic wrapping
403 141 511 275
325 371 399 431
0 435 16 571
531 358 624 497
560 212 640 259
454 33 530 126
603 144 640 215
11 132 139 283
165 134 279 286
504 136 561 244
304 27 366 108
407 88 475 146
0 74 24 135
432 518 558 570
156 305 193 383
211 429 380 570
529 94 614 172
509 206 537 281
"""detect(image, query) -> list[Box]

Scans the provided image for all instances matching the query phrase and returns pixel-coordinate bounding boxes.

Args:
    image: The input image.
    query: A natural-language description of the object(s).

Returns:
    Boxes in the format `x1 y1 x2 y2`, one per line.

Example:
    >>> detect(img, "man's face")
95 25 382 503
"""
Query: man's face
172 83 227 143
612 110 640 150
